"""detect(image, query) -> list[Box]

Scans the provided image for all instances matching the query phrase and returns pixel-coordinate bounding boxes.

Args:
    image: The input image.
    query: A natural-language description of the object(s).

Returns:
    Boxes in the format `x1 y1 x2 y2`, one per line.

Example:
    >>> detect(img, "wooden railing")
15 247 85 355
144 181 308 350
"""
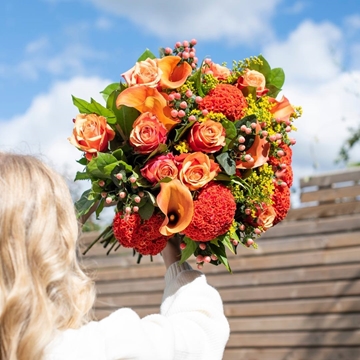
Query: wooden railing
80 167 360 360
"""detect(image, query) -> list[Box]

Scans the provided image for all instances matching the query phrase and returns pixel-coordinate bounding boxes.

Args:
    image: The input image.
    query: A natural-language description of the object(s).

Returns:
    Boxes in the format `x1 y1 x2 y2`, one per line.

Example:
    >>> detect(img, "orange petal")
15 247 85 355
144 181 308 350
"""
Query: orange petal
236 123 270 169
157 56 192 89
116 86 178 131
157 179 194 236
269 95 295 121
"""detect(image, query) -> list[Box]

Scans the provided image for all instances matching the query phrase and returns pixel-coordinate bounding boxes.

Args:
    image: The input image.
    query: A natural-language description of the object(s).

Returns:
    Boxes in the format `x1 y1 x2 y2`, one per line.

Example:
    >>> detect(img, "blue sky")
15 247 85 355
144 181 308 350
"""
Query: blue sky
1 0 360 206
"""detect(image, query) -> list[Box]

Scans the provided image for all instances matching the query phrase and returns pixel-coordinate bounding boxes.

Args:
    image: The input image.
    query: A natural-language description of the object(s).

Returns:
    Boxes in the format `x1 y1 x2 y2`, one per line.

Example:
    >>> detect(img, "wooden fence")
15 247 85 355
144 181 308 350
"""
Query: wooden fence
80 167 360 360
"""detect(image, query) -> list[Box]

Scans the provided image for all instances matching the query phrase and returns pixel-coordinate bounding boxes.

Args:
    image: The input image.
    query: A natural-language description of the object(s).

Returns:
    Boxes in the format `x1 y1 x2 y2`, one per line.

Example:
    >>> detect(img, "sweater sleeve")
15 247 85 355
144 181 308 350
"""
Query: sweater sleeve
45 262 230 360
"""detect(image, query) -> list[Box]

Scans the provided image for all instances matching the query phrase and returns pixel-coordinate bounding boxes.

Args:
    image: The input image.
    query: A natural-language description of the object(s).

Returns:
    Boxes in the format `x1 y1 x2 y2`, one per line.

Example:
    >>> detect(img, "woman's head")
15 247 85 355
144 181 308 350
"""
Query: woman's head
0 152 95 360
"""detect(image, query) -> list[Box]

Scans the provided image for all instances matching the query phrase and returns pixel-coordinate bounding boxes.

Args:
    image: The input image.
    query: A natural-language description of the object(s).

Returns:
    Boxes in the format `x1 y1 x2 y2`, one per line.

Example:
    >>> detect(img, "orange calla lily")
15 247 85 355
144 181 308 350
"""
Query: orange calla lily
269 95 295 122
157 56 192 89
156 179 194 236
116 86 178 131
236 122 270 169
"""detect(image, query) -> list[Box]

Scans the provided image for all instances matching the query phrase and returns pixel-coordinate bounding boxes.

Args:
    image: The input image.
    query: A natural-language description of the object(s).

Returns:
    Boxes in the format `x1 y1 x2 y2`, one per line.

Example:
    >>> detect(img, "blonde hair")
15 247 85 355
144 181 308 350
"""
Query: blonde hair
0 153 95 360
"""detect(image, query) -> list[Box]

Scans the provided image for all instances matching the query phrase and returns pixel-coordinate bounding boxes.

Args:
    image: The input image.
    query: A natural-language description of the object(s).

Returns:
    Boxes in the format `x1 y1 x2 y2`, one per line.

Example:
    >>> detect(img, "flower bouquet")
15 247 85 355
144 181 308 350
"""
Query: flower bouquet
69 39 301 271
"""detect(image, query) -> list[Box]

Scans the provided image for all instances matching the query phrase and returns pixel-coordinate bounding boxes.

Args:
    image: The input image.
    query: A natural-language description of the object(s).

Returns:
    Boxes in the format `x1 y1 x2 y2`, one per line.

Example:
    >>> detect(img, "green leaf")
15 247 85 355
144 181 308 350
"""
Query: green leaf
75 189 99 217
95 197 105 219
138 201 155 220
266 84 282 98
137 49 156 61
268 67 285 89
174 121 195 142
101 83 120 102
216 152 236 175
90 98 115 121
179 237 197 264
209 242 232 272
75 171 91 181
77 157 88 166
72 96 95 114
218 233 235 254
117 105 140 139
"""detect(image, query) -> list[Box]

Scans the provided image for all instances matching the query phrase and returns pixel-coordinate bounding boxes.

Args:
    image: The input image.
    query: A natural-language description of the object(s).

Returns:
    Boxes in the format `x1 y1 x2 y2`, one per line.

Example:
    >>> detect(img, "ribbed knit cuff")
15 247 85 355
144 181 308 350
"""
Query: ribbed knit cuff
164 261 193 286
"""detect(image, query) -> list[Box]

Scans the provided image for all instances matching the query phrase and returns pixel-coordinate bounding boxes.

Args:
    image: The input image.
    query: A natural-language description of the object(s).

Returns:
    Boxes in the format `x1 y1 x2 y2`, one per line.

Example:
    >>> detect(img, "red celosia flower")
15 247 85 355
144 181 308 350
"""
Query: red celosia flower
113 211 169 255
199 84 248 121
272 184 291 225
183 182 236 241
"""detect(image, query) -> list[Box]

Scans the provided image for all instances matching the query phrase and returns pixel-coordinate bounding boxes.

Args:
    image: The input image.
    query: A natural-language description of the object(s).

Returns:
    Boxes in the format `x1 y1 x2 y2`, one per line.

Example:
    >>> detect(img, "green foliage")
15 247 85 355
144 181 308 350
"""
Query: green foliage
336 124 360 164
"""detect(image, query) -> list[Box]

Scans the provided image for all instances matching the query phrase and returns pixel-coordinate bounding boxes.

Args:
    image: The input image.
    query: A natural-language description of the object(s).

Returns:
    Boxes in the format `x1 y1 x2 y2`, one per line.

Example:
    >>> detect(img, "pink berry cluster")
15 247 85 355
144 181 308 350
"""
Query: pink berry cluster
164 39 198 69
98 170 146 219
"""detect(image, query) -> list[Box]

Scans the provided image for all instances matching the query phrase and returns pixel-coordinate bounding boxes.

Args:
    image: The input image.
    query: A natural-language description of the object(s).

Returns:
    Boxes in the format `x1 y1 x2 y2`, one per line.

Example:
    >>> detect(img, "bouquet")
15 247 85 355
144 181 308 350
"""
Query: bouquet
69 38 301 271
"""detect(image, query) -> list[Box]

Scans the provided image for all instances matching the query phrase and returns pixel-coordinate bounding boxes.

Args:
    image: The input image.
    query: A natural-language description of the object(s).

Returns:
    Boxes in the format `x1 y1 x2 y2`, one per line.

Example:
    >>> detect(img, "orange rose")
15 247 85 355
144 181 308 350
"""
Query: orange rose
238 69 268 97
68 113 115 161
140 153 178 184
122 58 162 88
188 120 226 153
257 205 276 230
176 152 220 191
202 61 231 80
129 112 167 154
121 56 192 90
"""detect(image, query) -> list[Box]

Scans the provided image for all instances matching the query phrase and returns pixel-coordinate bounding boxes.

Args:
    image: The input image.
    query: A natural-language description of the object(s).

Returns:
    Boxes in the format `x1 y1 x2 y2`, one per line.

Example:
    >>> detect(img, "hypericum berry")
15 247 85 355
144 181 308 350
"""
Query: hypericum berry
290 138 296 145
125 207 131 213
180 101 188 109
101 192 107 198
133 206 139 212
105 197 112 204
134 196 141 203
175 42 182 48
196 255 204 263
238 145 246 151
269 135 277 142
178 110 186 118
99 180 105 187
232 239 239 246
185 89 193 98
239 224 245 231
164 47 172 55
254 228 262 235
129 176 136 183
171 109 178 118
116 173 123 180
238 136 245 143
180 242 187 250
119 191 126 199
174 93 181 100
182 52 189 59
199 243 206 250
246 238 254 247
188 115 197 121
210 254 218 261
183 40 189 47
195 96 203 104
203 256 211 263
168 93 175 101
201 109 208 116
277 150 285 157
190 38 197 46
245 208 251 215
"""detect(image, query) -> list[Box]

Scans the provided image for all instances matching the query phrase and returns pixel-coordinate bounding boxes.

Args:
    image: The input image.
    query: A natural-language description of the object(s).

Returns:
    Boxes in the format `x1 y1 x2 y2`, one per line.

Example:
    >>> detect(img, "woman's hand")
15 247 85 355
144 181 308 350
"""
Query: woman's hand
161 234 182 269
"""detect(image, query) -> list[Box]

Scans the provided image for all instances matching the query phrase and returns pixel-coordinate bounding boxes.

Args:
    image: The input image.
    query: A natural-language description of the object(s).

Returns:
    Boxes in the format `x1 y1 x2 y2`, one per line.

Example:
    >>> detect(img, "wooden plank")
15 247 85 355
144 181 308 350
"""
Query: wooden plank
223 347 360 360
227 330 360 347
228 313 360 332
89 246 360 280
95 264 360 295
284 201 360 221
224 297 360 317
300 168 360 188
259 214 360 238
301 184 360 203
94 296 360 320
95 280 360 308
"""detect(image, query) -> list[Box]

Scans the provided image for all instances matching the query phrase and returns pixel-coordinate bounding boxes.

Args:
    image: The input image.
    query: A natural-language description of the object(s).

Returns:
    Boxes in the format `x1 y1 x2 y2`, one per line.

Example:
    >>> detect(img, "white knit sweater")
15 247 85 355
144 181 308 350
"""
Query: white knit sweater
45 262 230 360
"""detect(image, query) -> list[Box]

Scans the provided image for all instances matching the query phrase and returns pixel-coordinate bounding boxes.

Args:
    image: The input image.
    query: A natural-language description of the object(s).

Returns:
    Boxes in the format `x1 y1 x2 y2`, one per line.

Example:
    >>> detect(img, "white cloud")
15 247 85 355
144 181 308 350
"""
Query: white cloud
262 20 360 201
283 1 308 14
95 17 113 30
25 36 50 54
344 14 360 33
87 0 282 46
263 20 343 85
0 76 110 177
